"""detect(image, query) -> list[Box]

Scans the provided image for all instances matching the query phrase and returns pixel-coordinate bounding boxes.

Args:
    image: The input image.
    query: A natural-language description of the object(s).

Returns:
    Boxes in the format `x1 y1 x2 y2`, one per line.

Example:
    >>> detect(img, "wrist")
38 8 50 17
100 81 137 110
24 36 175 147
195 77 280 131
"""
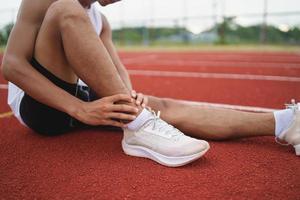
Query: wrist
65 98 85 119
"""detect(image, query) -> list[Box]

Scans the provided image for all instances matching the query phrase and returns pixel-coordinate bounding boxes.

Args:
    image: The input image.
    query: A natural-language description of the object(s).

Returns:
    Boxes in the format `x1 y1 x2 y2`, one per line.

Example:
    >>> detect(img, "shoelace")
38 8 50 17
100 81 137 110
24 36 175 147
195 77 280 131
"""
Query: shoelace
144 110 183 138
285 99 298 114
275 99 299 146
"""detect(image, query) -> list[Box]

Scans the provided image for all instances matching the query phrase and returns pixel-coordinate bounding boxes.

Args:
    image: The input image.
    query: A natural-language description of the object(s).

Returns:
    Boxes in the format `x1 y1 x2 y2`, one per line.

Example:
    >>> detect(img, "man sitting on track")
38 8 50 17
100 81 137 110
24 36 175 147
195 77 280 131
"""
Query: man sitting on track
1 0 299 167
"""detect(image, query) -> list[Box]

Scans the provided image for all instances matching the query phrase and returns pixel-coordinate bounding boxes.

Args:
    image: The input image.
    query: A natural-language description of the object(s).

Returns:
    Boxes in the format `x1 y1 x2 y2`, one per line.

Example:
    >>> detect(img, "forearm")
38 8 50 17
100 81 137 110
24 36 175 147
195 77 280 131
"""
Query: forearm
2 57 82 116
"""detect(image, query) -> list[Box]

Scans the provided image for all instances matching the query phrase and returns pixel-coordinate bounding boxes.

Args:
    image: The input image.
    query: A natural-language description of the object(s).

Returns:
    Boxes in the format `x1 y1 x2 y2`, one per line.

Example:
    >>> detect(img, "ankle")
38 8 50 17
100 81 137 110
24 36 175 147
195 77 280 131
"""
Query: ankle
274 109 294 137
127 108 152 131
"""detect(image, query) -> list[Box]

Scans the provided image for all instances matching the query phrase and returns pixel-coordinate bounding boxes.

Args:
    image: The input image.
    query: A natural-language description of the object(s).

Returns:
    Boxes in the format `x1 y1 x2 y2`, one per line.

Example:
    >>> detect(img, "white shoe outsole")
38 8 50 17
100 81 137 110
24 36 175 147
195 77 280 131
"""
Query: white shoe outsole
122 139 210 167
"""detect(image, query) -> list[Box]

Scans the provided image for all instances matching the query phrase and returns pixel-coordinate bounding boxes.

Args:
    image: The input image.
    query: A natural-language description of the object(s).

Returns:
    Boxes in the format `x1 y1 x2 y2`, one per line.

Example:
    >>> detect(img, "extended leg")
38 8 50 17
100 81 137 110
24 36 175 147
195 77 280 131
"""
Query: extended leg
147 96 275 140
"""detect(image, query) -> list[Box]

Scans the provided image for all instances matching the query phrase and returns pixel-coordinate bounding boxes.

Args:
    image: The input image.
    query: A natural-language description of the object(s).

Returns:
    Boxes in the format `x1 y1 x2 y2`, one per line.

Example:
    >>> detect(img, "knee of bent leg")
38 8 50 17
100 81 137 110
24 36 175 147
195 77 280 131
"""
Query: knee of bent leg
48 0 89 28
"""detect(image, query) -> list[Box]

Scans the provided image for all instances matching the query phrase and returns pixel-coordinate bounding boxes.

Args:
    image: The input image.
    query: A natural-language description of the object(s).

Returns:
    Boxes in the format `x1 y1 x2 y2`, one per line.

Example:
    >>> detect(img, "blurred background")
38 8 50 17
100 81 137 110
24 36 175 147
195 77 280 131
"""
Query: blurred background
0 0 300 48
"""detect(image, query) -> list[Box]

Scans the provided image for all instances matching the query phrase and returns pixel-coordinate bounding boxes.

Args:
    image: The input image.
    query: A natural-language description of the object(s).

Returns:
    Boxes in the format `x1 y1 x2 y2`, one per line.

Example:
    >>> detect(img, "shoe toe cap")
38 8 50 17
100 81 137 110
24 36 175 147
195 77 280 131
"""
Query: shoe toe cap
168 139 209 157
187 139 210 155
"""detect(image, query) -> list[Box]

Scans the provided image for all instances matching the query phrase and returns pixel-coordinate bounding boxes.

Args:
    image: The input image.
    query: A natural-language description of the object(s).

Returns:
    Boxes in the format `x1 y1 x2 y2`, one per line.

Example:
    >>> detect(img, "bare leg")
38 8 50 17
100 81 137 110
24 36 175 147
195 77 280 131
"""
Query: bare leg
34 0 132 98
148 96 275 140
34 1 274 139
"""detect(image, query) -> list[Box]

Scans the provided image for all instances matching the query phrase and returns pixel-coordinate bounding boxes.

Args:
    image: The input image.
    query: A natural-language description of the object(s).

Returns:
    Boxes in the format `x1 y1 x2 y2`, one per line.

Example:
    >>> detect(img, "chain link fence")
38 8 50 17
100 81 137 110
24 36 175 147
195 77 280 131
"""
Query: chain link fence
109 11 300 45
0 0 300 46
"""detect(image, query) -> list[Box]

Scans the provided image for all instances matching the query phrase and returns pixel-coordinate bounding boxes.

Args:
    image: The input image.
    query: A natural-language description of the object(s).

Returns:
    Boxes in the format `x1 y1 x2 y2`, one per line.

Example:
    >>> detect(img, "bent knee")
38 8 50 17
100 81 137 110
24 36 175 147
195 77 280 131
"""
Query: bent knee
47 0 89 27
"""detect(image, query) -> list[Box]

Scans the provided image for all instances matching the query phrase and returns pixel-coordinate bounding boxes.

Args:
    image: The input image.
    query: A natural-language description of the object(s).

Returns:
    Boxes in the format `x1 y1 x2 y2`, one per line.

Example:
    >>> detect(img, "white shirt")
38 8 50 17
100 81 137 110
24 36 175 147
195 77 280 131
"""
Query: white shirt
8 3 103 125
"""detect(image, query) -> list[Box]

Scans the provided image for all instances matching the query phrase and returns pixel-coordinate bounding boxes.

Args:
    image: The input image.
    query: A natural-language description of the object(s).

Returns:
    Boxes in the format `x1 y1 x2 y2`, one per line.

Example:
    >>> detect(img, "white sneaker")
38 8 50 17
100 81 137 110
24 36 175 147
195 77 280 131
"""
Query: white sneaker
276 100 300 156
122 111 210 167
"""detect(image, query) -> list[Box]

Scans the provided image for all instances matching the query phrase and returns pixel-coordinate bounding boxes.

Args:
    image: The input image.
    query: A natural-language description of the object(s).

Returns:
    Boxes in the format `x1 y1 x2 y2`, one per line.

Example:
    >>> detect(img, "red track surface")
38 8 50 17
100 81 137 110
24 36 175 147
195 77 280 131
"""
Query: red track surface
0 51 300 199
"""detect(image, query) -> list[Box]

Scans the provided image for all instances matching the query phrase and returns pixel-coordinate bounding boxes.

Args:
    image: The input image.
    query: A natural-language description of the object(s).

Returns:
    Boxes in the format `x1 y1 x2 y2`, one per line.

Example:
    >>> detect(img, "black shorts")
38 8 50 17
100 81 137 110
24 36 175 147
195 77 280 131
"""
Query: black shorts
20 58 98 136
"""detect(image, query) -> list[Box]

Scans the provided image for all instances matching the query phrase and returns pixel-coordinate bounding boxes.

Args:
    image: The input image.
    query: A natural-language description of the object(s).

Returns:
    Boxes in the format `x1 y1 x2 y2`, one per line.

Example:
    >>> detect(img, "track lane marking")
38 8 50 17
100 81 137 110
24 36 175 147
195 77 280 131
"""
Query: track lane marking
128 70 300 82
180 100 277 112
0 84 8 89
121 56 300 68
0 111 13 119
1 69 300 92
123 60 300 68
0 101 275 122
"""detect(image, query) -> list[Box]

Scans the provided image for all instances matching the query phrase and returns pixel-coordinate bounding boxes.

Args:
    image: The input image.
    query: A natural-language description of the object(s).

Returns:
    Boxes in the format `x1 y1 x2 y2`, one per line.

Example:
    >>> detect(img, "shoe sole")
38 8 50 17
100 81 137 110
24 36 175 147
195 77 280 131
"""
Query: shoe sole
122 139 210 167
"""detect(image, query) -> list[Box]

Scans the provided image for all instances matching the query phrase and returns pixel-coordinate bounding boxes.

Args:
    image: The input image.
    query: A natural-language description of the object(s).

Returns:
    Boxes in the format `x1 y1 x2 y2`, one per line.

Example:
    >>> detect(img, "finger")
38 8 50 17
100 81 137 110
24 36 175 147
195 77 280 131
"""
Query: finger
108 113 137 121
102 120 127 128
136 93 144 105
131 90 137 98
111 104 139 113
104 94 133 103
142 96 149 108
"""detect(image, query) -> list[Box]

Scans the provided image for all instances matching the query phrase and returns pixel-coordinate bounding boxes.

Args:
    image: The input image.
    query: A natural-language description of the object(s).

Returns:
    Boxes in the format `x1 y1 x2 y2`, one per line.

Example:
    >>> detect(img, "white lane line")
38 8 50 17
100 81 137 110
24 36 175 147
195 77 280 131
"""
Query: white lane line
180 100 277 112
128 70 300 82
123 59 300 68
0 111 13 119
0 84 278 112
0 69 299 92
0 84 8 89
122 54 158 64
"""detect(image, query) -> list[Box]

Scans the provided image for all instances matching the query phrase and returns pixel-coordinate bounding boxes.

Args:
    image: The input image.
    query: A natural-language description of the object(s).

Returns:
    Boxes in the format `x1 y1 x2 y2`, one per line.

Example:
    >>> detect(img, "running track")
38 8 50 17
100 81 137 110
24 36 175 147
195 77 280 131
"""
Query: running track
0 51 299 199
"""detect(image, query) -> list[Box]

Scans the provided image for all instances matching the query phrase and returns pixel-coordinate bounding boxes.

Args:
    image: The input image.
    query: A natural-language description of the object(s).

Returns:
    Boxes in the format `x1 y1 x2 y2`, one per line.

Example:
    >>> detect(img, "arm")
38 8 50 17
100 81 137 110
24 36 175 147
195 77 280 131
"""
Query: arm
1 0 81 115
100 14 132 90
1 0 137 127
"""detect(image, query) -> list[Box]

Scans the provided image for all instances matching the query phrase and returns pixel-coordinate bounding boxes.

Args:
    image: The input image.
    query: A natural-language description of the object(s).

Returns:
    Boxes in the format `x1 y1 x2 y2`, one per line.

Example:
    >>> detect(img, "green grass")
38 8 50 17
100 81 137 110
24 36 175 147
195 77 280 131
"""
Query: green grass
116 44 300 53
0 46 6 53
1 44 300 54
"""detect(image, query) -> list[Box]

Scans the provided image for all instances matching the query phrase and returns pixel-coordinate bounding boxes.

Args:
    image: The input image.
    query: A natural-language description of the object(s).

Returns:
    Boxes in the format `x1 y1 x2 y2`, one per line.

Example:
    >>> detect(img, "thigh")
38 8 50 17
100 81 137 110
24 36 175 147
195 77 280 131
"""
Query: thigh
34 2 78 84
19 59 93 135
19 79 94 136
20 93 75 136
